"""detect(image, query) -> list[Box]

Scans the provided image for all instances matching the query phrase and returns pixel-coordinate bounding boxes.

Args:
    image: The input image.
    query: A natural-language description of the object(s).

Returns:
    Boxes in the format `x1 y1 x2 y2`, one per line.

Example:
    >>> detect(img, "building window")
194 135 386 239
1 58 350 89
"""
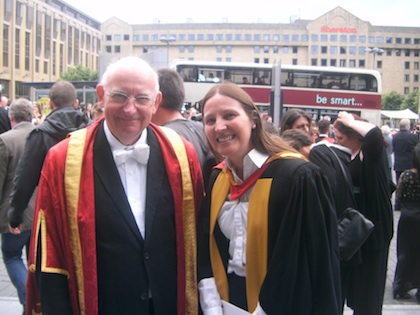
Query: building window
197 34 204 41
188 34 195 41
414 50 419 57
292 46 298 54
226 57 232 62
188 45 194 53
151 34 158 41
292 35 299 42
273 34 280 41
142 34 149 41
311 34 319 41
330 59 337 67
245 34 252 41
415 38 420 44
311 59 317 66
226 34 233 41
178 34 186 41
124 34 130 41
143 46 148 53
359 47 366 55
321 46 328 54
349 59 356 67
254 34 261 41
405 62 410 69
404 74 410 82
321 35 328 42
264 58 269 64
359 60 365 67
105 45 111 53
359 36 366 43
386 49 392 56
330 46 337 54
133 35 140 41
114 46 121 53
292 59 298 65
377 60 382 68
301 35 308 42
414 62 419 70
235 34 242 41
283 46 289 53
15 29 20 68
263 46 269 53
106 35 112 41
263 34 270 41
330 35 337 42
311 46 318 54
340 46 347 54
254 58 260 63
216 45 222 53
216 57 222 62
216 34 223 40
340 59 346 67
414 74 419 82
254 46 260 53
321 59 327 66
349 35 357 42
273 46 279 53
282 34 290 42
207 34 214 41
226 45 232 53
179 46 184 53
386 37 393 43
404 87 409 95
114 34 121 41
405 38 411 44
396 49 401 56
349 46 357 55
340 35 347 42
396 37 402 44
376 36 384 43
405 50 410 57
368 36 374 43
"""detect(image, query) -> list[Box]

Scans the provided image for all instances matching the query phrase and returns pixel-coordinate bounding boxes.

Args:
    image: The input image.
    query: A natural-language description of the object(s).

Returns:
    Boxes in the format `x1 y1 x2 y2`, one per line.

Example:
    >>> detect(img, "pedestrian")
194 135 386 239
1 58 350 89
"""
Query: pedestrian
0 98 35 314
25 56 204 315
333 111 393 315
279 108 312 137
152 68 216 186
8 81 89 231
198 82 341 314
316 119 335 143
393 142 420 303
0 96 11 133
392 118 419 210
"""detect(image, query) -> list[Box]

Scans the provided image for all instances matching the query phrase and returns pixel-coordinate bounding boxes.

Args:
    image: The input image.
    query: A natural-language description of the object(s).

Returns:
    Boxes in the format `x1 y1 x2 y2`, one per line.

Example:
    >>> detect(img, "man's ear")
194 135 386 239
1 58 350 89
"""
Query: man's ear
96 85 105 101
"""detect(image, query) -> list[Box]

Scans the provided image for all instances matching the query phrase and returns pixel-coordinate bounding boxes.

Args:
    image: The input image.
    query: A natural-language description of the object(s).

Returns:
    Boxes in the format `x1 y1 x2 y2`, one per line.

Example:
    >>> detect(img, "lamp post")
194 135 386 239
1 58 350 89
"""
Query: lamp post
365 47 384 69
160 36 176 66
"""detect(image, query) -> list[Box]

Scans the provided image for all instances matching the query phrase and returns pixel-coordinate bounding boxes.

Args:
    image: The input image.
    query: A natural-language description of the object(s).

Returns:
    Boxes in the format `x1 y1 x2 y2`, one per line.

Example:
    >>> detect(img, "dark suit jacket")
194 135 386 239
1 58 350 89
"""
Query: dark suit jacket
0 107 11 134
93 125 178 315
392 130 419 172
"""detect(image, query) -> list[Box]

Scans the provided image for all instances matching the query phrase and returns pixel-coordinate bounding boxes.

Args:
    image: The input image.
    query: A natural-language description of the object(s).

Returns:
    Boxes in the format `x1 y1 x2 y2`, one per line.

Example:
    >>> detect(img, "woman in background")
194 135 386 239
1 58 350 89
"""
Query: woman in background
198 82 341 315
393 142 420 303
32 103 45 125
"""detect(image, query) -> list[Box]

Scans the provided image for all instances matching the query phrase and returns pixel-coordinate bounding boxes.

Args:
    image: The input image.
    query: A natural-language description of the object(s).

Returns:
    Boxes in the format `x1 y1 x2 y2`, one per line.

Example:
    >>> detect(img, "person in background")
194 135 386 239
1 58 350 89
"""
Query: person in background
279 108 312 137
280 129 313 158
152 68 216 186
316 119 335 143
25 56 204 315
393 142 420 303
392 118 419 210
198 82 340 315
8 81 89 233
90 102 104 122
0 98 35 314
0 96 11 133
333 111 393 315
32 103 46 125
381 124 394 181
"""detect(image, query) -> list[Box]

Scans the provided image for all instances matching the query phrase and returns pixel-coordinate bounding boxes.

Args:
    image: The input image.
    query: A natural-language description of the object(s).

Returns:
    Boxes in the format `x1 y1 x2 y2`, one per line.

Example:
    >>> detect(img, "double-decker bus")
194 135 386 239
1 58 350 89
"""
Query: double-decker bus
170 60 382 125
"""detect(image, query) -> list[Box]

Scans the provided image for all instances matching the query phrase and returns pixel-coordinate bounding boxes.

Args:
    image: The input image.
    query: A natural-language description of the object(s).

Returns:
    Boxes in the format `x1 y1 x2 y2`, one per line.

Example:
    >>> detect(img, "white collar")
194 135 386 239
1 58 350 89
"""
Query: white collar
103 121 148 151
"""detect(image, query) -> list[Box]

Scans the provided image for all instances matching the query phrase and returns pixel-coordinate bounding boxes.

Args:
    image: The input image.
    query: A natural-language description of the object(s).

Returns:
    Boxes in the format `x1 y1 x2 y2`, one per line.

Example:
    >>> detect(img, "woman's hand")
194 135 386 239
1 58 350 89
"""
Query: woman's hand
337 111 354 127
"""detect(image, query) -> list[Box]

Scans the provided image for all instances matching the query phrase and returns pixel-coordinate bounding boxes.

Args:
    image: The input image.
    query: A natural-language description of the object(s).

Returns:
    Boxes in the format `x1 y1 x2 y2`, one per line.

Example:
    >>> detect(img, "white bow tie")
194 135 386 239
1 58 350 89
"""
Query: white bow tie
113 144 150 166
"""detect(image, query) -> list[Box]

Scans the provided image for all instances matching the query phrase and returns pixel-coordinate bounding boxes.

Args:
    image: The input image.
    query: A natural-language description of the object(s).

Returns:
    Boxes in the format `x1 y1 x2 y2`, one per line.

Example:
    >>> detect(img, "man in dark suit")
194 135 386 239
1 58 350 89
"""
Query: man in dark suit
392 118 419 209
0 98 35 314
0 96 11 133
25 57 204 315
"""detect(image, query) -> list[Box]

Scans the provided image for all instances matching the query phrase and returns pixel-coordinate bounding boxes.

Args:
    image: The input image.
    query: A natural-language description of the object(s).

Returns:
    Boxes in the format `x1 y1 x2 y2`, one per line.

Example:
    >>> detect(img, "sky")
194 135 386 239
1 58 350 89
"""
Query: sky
63 0 420 27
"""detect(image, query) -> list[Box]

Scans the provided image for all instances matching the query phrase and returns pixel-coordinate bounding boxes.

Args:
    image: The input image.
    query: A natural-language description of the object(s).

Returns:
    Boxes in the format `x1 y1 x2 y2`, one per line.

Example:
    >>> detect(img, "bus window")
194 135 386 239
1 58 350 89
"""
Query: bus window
178 65 197 82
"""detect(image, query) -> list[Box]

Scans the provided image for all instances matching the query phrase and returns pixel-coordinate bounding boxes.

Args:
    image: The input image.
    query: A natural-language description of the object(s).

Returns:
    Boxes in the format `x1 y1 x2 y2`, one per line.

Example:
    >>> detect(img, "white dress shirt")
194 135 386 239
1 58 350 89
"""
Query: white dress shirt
104 122 148 238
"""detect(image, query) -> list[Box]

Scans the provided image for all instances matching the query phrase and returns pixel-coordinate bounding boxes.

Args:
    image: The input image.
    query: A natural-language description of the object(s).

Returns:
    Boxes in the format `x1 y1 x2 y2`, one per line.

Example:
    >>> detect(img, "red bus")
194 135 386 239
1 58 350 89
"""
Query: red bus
170 60 382 125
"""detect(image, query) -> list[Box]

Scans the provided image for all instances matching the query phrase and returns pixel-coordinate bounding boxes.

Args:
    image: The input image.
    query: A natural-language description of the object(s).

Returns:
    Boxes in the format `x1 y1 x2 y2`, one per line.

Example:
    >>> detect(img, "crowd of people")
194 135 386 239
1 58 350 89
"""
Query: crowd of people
0 56 419 315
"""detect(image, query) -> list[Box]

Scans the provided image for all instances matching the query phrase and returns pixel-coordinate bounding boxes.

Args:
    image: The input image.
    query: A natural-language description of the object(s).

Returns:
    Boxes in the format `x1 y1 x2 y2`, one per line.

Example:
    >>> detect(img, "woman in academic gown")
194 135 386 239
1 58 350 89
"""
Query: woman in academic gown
197 82 341 315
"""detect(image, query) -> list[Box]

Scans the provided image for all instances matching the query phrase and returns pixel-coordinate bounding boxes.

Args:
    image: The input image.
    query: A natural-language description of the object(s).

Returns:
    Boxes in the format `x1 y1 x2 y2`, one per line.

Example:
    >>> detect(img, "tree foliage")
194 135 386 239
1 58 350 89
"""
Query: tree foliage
401 90 419 113
382 91 405 110
60 64 98 81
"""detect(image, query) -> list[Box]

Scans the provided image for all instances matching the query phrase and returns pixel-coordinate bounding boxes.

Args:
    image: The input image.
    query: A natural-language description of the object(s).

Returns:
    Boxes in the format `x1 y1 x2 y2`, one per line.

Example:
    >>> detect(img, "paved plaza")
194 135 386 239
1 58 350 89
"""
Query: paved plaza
1 211 419 314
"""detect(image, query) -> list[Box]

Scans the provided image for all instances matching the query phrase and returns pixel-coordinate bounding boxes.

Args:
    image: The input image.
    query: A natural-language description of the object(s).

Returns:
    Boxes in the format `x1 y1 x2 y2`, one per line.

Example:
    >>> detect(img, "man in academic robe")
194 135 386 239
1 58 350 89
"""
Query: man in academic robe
26 57 204 315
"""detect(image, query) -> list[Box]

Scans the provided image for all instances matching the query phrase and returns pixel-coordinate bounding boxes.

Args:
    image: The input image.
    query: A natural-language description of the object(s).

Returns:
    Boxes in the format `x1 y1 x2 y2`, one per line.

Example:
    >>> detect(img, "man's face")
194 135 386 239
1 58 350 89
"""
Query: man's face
97 68 161 146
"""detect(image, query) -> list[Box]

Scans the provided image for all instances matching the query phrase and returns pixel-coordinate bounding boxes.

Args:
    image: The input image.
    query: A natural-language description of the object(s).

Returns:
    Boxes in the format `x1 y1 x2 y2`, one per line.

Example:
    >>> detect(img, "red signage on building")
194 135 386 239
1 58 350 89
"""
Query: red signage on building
320 26 357 33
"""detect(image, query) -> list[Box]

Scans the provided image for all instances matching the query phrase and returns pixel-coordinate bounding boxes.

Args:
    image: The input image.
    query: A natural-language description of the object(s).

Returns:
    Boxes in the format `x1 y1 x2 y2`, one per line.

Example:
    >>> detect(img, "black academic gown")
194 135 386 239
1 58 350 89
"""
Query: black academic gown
198 157 341 315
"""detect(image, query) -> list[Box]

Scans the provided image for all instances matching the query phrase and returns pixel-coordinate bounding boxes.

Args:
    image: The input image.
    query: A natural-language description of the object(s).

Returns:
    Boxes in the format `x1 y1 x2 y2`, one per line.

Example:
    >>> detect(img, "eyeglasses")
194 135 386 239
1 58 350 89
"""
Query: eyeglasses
105 91 154 106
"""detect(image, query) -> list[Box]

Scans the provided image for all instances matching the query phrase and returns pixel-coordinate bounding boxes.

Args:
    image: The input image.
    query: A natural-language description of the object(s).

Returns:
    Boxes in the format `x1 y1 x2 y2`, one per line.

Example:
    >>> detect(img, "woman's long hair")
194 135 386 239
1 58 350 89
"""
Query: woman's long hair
201 82 296 162
412 142 420 180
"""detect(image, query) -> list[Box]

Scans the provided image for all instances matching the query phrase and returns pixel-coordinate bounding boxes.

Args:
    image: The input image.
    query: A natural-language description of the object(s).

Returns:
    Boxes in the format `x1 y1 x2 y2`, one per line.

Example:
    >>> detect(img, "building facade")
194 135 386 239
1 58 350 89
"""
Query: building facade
0 0 102 99
101 6 420 96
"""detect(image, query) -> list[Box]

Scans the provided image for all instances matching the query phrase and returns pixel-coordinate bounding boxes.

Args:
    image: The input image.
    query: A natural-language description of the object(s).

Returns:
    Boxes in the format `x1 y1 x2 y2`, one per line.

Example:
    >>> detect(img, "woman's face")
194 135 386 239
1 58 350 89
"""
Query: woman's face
334 128 354 150
203 94 254 167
